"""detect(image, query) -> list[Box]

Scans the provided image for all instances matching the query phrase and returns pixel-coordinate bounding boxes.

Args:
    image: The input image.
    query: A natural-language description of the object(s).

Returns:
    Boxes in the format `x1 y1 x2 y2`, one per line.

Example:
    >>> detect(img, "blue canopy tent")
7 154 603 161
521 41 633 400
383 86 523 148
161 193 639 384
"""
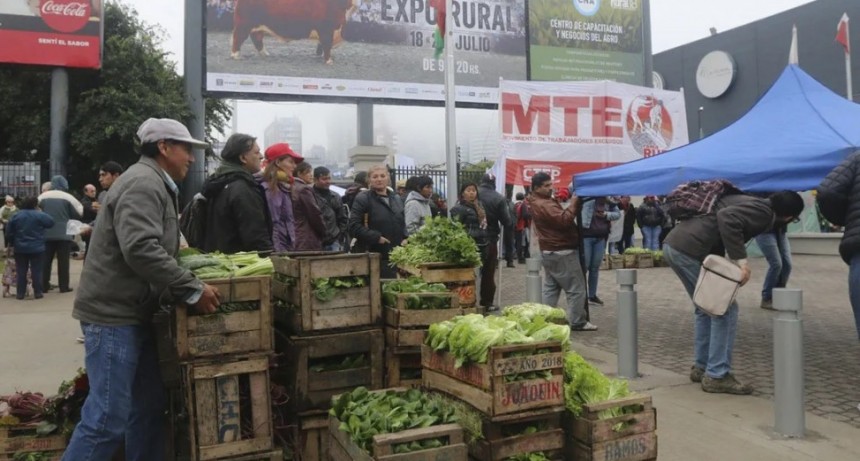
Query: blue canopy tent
573 65 860 196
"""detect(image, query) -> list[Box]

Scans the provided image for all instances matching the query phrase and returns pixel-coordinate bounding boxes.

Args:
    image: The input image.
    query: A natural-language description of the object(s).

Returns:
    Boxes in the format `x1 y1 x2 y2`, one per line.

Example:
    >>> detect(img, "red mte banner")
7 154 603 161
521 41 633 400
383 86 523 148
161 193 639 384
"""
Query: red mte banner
0 0 103 69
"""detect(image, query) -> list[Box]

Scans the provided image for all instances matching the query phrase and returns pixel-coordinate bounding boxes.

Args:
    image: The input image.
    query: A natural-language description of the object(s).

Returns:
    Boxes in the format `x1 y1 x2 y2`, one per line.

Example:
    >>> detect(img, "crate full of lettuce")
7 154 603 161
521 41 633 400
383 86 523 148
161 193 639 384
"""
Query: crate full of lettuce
328 387 467 461
270 252 382 334
421 305 571 417
563 352 657 461
175 249 275 360
383 277 477 349
391 217 481 306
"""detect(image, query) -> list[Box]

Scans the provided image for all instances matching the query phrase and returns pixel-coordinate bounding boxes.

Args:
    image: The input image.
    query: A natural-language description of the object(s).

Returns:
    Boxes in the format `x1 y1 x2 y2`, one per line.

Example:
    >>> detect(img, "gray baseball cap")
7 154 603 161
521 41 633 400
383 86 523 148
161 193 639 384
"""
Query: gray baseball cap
136 118 209 148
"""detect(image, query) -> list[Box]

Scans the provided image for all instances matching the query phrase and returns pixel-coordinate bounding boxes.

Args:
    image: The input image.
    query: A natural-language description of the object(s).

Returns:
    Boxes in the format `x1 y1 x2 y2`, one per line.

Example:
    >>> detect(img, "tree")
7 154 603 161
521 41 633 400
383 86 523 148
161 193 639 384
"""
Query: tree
0 2 230 190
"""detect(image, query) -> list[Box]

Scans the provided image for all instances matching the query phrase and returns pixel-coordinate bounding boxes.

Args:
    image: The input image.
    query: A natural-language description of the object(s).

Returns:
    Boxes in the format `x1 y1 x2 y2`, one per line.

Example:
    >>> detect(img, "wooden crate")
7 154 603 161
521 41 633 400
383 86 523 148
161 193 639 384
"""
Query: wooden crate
174 276 273 361
0 451 63 461
399 263 477 307
609 254 625 270
470 406 565 461
385 349 422 388
599 255 610 270
564 394 657 461
216 449 284 460
384 292 476 348
421 342 565 417
637 253 654 269
329 415 467 461
273 328 384 413
183 353 274 461
0 425 66 460
623 254 638 268
272 253 381 334
279 411 330 461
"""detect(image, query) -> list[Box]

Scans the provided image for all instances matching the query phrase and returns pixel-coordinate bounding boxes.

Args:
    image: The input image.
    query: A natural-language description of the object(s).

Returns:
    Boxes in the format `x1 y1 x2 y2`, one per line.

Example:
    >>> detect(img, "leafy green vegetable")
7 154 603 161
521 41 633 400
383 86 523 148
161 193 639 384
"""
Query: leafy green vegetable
382 277 451 309
563 352 633 422
312 276 367 302
178 251 274 279
390 217 482 267
309 354 368 372
506 452 551 461
330 388 459 454
503 303 568 324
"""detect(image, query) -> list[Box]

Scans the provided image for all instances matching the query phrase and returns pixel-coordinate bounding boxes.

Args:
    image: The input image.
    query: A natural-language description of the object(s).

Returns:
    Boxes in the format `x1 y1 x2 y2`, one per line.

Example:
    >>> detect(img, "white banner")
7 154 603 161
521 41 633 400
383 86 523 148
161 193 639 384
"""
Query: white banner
499 80 688 186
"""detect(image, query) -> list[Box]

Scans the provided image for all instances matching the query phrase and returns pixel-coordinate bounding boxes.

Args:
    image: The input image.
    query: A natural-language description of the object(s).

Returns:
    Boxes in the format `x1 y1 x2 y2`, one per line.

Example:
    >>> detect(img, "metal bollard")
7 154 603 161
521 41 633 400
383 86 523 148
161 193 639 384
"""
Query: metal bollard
616 269 639 379
526 257 543 303
773 288 805 438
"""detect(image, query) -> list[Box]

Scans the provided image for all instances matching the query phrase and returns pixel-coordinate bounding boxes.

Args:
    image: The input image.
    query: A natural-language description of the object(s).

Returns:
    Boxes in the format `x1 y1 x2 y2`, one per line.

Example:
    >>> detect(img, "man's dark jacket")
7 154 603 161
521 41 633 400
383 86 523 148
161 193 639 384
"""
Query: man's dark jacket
201 163 273 254
478 183 512 241
818 150 860 263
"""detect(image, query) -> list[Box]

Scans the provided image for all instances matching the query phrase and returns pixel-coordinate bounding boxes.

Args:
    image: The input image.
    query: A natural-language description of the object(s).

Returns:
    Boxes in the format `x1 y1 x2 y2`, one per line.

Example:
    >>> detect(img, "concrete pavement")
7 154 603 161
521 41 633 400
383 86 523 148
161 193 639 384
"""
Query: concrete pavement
1 256 859 460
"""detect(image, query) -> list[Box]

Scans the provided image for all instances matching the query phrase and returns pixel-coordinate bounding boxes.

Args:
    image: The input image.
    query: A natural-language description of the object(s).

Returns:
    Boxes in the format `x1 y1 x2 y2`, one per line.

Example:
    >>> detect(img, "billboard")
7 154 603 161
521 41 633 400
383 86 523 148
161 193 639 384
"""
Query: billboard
205 0 527 104
528 0 645 84
0 0 103 69
498 79 687 186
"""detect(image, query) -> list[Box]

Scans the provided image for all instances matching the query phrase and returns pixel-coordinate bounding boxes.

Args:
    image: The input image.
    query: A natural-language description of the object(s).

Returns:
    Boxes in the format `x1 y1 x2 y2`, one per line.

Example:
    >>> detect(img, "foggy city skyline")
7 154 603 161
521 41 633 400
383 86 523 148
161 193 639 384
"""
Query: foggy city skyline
126 0 815 166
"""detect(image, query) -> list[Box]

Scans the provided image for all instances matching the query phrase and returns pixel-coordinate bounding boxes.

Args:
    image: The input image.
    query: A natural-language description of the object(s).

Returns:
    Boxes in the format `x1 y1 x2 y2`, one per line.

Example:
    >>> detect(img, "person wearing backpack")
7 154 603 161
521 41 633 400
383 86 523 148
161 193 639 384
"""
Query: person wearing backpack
200 133 273 254
817 151 860 340
662 190 804 395
636 196 664 251
514 192 532 264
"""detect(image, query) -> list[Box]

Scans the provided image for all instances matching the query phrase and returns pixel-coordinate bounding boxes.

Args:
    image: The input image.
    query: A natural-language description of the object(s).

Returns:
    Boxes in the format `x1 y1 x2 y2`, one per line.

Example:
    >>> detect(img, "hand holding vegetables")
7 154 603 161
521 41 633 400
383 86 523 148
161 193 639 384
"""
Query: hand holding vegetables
193 283 221 314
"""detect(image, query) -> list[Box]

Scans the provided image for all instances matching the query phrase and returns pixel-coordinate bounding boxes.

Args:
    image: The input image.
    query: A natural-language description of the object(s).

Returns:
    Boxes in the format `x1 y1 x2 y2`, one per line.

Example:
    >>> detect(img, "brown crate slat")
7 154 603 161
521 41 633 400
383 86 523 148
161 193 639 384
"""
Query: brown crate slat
0 450 64 461
609 255 625 270
183 353 274 461
468 406 565 461
272 253 381 334
565 394 657 461
0 425 66 456
637 254 654 269
174 276 273 360
384 349 422 388
623 254 638 268
398 263 477 307
273 328 384 413
422 342 564 417
329 415 467 461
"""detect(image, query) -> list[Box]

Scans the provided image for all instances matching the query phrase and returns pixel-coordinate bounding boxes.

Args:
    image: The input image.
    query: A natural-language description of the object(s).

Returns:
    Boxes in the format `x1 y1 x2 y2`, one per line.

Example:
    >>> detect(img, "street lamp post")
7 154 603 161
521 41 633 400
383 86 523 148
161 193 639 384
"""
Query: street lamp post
697 106 704 140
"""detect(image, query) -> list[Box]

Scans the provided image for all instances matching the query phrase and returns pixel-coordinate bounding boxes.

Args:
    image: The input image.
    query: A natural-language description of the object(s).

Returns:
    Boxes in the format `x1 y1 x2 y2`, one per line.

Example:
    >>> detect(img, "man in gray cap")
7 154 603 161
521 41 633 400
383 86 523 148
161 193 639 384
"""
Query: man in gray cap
64 118 221 461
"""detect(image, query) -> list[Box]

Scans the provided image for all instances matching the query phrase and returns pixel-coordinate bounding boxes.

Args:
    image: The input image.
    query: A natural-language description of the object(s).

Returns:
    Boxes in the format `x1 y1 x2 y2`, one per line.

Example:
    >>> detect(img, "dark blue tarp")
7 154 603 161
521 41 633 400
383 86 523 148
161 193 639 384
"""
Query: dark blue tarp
574 65 860 196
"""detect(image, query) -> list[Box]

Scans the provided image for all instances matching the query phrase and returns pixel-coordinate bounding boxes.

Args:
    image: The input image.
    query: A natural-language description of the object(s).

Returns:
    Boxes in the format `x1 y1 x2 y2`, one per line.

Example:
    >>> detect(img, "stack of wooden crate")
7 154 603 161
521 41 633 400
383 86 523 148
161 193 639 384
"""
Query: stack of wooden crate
172 275 282 461
270 252 384 461
421 341 567 461
0 424 67 461
382 290 475 388
564 394 658 461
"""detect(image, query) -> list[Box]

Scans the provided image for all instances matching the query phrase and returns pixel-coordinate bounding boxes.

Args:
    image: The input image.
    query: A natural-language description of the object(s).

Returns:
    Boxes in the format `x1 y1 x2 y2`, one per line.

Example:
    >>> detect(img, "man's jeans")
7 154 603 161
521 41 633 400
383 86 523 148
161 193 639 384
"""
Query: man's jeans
582 237 606 298
850 254 860 340
663 245 739 379
641 226 661 250
755 231 792 301
541 250 588 327
62 323 166 461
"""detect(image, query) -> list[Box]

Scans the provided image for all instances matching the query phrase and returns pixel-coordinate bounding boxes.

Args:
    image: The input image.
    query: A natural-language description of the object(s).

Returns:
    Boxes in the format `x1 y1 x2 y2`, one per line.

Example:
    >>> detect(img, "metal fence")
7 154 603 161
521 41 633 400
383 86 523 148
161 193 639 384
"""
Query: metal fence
0 162 44 199
390 166 484 200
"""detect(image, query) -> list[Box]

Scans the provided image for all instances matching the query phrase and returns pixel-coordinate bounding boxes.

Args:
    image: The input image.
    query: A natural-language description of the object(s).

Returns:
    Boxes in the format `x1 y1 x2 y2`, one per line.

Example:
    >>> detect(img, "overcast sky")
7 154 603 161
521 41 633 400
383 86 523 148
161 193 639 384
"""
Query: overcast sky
123 0 815 163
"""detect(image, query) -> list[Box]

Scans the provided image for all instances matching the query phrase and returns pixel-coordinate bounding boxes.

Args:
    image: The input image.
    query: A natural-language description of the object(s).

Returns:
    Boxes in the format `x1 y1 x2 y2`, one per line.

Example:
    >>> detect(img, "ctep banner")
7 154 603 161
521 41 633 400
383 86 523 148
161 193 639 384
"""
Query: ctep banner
0 0 103 69
498 79 688 187
205 0 526 104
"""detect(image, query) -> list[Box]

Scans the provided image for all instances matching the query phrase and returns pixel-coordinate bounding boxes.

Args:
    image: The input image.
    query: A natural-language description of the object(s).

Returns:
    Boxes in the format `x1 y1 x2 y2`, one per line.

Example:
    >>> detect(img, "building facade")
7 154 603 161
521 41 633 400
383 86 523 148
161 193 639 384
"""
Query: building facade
264 117 303 154
654 0 860 141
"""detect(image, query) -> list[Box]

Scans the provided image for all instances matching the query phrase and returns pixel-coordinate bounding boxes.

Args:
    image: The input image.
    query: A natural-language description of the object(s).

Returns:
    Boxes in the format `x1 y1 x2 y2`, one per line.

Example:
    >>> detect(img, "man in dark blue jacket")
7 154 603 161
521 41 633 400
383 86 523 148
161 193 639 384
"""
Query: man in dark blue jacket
477 174 513 310
5 197 54 299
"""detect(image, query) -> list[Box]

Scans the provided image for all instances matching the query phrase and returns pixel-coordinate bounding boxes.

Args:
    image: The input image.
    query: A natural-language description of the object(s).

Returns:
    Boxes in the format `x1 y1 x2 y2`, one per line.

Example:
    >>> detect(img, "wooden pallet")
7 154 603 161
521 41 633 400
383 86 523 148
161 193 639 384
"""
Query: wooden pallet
272 253 381 334
273 328 384 413
183 353 274 461
399 263 477 307
384 292 476 348
0 425 66 461
421 342 565 417
174 276 273 361
385 348 422 388
469 406 565 461
564 394 657 461
329 415 467 461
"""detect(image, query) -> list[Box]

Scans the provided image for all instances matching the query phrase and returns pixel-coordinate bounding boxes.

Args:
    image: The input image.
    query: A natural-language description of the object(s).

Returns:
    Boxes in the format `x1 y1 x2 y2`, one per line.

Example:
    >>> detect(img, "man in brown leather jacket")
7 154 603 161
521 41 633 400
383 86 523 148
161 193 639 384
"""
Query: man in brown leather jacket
528 172 595 331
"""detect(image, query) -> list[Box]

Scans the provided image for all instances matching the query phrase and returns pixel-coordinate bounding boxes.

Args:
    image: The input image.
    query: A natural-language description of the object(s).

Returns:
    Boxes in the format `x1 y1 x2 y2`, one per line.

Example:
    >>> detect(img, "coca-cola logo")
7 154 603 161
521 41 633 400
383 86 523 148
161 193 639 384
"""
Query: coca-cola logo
40 0 91 33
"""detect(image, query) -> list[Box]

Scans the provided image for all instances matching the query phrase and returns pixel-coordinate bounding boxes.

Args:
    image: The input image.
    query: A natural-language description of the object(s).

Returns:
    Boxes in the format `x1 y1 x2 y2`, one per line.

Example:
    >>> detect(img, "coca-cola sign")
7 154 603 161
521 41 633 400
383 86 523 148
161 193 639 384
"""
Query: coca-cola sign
40 0 91 34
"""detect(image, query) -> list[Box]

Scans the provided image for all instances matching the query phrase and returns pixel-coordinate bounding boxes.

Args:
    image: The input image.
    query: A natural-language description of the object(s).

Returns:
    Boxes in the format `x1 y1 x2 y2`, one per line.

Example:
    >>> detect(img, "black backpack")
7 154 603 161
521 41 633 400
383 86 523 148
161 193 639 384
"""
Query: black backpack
665 179 743 220
179 193 207 249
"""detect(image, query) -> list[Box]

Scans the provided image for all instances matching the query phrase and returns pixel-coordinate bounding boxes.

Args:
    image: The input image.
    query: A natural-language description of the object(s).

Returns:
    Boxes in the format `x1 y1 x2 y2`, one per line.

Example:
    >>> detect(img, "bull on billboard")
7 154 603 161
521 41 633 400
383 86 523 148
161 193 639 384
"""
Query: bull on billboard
499 80 688 186
0 0 103 68
205 0 526 104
